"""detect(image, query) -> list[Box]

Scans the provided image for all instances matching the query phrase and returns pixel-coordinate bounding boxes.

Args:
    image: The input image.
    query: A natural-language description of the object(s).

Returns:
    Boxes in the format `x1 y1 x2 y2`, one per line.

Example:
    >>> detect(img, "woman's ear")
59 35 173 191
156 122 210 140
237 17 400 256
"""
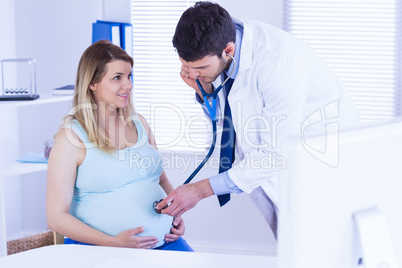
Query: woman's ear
89 84 96 91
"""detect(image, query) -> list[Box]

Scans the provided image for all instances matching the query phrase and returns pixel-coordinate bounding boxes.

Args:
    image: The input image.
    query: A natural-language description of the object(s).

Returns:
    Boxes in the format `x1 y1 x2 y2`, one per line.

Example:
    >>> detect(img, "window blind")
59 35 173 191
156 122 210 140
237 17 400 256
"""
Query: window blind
283 0 402 121
131 0 207 151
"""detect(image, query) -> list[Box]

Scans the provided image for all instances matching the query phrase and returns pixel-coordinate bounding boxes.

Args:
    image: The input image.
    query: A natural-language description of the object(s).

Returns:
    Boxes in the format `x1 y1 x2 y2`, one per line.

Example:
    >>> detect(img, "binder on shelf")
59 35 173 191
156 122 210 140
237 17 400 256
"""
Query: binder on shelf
92 21 121 47
120 23 133 57
93 20 133 56
53 84 74 95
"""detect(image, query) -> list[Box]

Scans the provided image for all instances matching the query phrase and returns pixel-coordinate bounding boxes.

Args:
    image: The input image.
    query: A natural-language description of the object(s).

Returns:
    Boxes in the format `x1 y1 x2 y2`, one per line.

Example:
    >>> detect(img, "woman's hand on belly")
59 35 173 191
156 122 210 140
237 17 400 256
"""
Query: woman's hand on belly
113 226 159 249
164 216 185 243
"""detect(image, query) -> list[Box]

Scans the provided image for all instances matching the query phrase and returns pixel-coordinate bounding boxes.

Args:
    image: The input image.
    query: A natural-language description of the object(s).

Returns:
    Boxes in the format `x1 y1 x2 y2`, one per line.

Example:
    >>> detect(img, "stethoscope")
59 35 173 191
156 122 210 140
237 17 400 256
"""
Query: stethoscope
153 53 236 214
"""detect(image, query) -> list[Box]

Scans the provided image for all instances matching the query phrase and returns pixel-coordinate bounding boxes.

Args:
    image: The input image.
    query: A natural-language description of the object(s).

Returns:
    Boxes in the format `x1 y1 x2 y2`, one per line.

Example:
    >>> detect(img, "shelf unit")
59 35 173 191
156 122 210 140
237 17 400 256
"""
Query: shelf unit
3 163 48 177
0 94 72 256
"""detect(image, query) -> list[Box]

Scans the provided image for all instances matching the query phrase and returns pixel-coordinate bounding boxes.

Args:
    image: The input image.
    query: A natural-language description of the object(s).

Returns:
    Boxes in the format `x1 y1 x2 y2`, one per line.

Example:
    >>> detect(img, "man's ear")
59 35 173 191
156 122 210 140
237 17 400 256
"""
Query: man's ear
223 42 235 57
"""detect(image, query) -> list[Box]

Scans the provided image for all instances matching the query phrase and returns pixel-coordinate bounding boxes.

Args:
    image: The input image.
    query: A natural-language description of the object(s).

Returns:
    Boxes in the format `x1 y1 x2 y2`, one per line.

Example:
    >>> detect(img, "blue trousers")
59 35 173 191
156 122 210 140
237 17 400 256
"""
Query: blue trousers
64 237 193 252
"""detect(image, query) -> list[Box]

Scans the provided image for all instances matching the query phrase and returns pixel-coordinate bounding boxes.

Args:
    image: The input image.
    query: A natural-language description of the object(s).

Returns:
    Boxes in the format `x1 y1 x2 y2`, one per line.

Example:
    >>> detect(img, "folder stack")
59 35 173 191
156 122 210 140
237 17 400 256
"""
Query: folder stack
92 20 133 57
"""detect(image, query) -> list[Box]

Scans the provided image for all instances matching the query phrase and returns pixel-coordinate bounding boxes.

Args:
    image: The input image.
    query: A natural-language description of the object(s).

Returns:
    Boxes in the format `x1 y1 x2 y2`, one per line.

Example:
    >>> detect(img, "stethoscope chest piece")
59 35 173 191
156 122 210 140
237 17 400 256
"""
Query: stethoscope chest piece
153 199 168 214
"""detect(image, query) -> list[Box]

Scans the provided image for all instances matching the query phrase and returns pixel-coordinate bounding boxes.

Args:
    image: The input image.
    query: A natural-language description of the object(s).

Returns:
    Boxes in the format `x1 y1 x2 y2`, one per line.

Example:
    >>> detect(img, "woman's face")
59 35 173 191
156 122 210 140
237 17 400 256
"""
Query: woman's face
90 60 133 109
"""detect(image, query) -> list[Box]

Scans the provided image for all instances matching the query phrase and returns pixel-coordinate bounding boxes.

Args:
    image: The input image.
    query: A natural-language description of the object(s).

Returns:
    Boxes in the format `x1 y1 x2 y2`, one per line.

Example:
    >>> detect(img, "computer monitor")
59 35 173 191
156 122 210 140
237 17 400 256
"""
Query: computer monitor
278 118 402 268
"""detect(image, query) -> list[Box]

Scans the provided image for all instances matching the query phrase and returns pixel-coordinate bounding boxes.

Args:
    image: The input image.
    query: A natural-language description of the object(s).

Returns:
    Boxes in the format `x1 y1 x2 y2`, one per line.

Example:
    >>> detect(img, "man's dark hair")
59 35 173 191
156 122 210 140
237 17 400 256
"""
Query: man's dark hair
172 1 236 62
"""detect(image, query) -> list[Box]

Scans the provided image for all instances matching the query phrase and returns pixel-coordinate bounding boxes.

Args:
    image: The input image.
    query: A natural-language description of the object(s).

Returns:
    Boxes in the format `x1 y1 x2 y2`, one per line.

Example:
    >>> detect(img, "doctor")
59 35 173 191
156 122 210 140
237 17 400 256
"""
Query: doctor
157 1 359 237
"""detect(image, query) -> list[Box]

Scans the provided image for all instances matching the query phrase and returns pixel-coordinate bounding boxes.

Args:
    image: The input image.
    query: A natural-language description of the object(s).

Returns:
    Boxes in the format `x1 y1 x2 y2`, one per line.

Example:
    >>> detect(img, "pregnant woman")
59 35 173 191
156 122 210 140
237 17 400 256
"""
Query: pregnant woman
46 40 192 251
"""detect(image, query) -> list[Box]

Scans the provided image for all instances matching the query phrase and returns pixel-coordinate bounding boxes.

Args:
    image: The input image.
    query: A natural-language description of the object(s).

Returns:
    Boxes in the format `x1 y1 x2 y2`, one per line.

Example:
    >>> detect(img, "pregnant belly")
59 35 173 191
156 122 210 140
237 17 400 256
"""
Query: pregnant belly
70 182 173 248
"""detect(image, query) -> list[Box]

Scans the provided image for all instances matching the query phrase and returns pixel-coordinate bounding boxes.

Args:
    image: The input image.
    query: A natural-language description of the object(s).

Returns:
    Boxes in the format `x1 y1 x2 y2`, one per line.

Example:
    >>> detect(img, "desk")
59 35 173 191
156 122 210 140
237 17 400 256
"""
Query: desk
0 245 277 268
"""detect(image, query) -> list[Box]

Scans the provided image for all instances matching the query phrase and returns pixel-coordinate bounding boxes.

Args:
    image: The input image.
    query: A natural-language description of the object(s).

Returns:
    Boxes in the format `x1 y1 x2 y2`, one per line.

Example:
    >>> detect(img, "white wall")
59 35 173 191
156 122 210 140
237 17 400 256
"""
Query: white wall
13 0 102 95
0 0 16 60
216 0 283 28
0 0 17 89
104 0 131 23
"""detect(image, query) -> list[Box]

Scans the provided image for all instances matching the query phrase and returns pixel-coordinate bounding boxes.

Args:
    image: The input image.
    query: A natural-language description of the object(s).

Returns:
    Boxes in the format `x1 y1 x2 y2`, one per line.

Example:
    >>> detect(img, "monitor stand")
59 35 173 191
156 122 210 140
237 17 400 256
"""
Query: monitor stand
354 207 399 268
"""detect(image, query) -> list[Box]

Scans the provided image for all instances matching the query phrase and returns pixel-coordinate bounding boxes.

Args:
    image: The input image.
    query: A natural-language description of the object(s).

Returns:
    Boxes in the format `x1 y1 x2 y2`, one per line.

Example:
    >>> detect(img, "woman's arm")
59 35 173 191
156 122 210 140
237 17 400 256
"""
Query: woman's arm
46 127 158 248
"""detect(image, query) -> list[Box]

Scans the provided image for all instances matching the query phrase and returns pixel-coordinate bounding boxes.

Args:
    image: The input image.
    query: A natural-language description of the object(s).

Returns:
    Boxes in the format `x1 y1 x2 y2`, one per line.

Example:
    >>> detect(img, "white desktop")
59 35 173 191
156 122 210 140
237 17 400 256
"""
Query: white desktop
278 118 402 268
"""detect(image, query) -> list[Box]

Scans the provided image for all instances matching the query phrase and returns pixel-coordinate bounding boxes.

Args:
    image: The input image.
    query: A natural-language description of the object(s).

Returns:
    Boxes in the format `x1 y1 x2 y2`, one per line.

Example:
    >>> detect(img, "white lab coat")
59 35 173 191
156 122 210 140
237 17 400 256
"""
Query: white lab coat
208 18 359 233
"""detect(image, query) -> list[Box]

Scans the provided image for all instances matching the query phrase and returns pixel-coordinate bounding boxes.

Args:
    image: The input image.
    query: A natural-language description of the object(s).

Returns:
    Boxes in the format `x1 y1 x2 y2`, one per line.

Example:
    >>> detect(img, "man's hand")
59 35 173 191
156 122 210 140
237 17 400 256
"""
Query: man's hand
156 179 214 217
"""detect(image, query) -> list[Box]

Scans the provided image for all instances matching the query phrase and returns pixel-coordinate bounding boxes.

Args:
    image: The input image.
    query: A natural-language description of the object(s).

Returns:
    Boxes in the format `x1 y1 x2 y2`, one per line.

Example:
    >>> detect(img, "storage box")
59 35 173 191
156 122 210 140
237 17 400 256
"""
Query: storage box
7 230 54 255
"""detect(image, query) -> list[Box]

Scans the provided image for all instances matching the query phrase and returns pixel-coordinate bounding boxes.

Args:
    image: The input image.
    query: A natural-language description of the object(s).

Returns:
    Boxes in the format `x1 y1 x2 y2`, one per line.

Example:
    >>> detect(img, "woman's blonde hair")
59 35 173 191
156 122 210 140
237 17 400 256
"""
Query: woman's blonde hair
63 40 135 152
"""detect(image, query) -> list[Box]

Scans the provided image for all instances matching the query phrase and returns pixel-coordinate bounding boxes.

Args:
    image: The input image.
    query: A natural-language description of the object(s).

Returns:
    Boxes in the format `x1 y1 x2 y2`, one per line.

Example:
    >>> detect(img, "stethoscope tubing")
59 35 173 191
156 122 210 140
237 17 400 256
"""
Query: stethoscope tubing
183 120 217 184
184 53 235 184
153 53 236 213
